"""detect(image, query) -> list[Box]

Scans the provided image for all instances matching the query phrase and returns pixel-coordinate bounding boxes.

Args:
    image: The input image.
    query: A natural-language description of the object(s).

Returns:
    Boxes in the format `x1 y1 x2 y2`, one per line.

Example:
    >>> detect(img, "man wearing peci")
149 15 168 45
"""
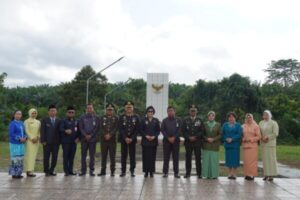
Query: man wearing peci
40 105 61 176
60 106 80 176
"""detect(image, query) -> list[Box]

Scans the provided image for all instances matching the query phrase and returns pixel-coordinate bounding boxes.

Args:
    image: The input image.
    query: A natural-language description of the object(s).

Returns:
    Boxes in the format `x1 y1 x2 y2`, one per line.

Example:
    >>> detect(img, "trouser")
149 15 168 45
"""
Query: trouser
62 143 77 174
185 145 202 175
101 141 116 173
163 141 179 174
81 141 96 174
142 145 157 173
121 141 136 173
43 144 59 174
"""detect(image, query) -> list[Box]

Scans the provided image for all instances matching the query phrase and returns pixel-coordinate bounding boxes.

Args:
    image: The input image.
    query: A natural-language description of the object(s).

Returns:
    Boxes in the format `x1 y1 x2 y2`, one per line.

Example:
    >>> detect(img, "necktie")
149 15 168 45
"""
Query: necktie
51 118 55 126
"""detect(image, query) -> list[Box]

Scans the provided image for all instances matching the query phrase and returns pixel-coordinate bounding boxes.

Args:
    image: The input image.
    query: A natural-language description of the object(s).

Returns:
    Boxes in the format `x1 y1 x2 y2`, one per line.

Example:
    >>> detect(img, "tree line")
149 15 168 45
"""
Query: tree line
0 59 299 144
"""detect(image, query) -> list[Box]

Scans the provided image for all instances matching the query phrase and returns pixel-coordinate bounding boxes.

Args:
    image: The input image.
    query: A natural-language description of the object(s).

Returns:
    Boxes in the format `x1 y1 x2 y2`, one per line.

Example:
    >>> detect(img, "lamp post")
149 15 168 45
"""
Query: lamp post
103 79 131 111
86 56 124 105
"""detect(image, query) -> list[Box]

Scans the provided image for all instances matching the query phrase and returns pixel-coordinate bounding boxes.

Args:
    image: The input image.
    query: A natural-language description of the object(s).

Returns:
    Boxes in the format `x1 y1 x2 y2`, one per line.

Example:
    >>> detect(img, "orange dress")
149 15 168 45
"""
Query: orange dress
242 122 261 176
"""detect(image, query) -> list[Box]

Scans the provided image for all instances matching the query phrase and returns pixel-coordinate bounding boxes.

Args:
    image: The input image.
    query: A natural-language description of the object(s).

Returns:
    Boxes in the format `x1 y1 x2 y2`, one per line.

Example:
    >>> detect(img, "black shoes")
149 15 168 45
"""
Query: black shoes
198 175 202 179
90 172 95 177
144 172 149 178
263 176 273 181
245 176 254 181
131 172 135 177
79 173 86 176
27 173 36 177
228 176 236 180
184 174 190 179
174 174 181 178
97 172 106 177
162 173 168 178
12 175 23 179
49 172 57 176
120 173 126 177
150 172 154 178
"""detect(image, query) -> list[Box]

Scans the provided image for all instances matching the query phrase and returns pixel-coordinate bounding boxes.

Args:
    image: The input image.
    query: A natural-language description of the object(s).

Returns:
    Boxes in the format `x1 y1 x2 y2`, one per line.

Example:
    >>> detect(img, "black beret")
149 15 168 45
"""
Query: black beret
146 106 155 114
124 101 134 106
106 103 115 109
48 104 57 110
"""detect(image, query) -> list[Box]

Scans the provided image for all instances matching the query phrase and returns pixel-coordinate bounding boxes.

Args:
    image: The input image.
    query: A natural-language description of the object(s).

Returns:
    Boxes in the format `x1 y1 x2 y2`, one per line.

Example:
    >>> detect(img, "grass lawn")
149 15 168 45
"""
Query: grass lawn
1 141 299 175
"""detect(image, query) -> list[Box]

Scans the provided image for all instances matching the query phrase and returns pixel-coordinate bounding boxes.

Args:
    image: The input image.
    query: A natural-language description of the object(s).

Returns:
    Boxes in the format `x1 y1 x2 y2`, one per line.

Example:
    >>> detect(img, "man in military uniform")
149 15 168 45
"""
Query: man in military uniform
98 103 118 177
181 105 204 179
119 101 140 177
59 106 80 176
161 106 182 178
78 104 100 176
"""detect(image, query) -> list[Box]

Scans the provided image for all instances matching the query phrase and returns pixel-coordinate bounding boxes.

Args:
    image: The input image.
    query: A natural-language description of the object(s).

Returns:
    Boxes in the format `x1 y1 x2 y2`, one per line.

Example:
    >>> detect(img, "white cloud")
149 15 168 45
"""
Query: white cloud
1 0 300 87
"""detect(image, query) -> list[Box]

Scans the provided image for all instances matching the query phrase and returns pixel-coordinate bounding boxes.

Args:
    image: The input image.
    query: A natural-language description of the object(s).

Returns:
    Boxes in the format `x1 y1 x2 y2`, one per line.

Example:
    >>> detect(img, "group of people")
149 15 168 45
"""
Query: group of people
8 101 279 182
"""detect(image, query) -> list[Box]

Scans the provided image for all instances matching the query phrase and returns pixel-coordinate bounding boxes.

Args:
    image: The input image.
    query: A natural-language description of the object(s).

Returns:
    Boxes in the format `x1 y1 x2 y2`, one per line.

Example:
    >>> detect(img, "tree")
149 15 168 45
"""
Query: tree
264 59 300 87
58 65 107 112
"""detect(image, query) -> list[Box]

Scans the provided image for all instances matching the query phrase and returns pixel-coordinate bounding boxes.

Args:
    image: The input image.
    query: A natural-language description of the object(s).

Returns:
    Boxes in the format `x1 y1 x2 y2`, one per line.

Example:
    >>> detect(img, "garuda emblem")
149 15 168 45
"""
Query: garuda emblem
152 84 164 93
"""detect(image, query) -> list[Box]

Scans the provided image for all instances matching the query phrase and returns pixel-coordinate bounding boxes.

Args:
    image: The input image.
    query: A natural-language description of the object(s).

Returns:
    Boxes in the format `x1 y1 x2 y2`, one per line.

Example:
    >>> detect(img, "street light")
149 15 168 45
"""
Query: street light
103 79 131 111
86 56 124 105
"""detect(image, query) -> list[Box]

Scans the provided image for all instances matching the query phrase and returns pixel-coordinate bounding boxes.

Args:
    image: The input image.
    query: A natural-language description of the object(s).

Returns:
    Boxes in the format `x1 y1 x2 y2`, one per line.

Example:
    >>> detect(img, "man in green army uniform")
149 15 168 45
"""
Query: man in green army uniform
98 103 118 177
181 105 204 179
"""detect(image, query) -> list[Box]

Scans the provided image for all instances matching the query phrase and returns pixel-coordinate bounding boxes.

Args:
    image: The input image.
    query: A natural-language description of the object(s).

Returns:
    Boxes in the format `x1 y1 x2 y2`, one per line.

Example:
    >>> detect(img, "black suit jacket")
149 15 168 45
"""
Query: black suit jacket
40 117 61 145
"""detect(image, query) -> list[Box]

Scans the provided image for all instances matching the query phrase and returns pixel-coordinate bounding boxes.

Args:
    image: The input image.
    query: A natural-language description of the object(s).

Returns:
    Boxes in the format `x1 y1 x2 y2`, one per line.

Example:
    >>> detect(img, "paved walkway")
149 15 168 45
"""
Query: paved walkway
0 173 300 200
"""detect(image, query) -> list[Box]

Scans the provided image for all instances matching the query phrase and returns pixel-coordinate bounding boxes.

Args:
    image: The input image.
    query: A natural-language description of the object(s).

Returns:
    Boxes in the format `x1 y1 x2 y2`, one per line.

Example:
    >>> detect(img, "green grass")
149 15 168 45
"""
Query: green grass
1 142 299 174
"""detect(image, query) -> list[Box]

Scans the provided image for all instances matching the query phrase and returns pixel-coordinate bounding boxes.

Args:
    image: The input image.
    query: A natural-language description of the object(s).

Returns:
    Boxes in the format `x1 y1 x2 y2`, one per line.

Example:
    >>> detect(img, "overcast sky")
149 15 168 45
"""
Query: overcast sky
1 0 300 87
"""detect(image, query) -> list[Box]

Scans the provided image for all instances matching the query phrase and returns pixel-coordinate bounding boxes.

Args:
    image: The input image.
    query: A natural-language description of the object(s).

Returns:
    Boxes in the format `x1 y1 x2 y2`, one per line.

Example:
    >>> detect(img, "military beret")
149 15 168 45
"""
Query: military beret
146 106 155 114
124 101 134 106
106 103 115 110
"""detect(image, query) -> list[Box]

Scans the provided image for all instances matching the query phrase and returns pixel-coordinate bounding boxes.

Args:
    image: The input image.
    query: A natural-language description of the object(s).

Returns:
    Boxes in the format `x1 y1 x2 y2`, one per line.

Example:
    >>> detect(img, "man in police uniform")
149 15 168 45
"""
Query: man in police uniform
59 106 80 176
98 103 118 177
119 101 140 177
181 104 204 179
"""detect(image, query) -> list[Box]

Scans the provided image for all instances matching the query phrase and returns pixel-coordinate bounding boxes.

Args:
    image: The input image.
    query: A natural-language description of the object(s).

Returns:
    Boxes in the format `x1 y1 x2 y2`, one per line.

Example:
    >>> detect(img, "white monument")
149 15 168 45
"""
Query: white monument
146 73 169 121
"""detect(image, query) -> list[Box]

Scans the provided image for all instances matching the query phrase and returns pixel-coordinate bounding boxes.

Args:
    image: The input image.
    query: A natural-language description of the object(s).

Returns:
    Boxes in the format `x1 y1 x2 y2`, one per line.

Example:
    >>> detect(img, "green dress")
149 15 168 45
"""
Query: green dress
202 121 221 178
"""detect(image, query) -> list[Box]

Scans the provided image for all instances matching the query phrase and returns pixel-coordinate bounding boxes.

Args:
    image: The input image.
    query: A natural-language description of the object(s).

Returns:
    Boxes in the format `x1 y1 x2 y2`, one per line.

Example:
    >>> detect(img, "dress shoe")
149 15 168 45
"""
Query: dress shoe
120 173 126 177
49 172 57 176
79 173 86 176
174 174 181 178
27 173 36 177
97 172 106 176
69 172 77 176
184 174 190 178
162 174 168 178
90 172 95 177
131 172 135 177
150 172 154 178
144 172 149 178
198 175 202 179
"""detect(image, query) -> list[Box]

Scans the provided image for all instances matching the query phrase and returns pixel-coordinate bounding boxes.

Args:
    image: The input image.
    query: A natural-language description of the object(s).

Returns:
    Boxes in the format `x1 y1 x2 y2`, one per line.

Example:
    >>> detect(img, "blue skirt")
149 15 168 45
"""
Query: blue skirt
225 147 240 168
9 143 25 176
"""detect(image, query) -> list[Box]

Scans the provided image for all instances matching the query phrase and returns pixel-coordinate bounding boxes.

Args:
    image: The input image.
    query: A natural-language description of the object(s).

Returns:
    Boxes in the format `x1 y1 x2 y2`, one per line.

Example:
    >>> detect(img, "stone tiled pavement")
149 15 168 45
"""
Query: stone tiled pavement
0 173 300 200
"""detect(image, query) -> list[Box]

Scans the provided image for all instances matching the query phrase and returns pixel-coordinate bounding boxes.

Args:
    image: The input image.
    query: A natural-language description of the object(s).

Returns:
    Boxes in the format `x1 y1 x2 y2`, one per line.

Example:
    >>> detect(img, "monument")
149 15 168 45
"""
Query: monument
146 73 169 121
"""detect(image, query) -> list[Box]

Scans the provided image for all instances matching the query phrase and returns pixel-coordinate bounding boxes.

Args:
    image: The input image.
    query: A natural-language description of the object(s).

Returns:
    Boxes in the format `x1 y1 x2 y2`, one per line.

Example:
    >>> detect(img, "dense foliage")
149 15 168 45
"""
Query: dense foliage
1 59 299 144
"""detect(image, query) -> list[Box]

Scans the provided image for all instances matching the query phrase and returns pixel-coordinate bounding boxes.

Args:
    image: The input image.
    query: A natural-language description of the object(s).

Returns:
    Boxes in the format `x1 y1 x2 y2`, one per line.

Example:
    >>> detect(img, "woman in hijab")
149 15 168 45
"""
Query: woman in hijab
24 108 41 177
202 111 222 179
242 113 261 181
259 110 279 181
140 106 161 178
8 110 27 179
222 112 242 180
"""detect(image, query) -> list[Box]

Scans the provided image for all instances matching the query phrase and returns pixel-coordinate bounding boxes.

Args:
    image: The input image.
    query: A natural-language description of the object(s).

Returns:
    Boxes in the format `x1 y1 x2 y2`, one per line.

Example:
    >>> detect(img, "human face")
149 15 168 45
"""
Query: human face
31 111 37 119
48 108 57 118
67 110 75 118
125 105 133 114
246 115 253 123
14 111 22 120
147 110 154 118
228 115 236 124
189 109 197 117
167 108 175 118
263 112 270 121
106 108 113 116
208 113 215 121
86 105 94 114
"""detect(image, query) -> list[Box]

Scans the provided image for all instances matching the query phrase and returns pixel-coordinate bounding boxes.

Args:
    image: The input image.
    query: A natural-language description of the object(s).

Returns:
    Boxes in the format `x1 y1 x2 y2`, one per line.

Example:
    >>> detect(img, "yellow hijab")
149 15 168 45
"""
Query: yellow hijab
28 108 38 122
